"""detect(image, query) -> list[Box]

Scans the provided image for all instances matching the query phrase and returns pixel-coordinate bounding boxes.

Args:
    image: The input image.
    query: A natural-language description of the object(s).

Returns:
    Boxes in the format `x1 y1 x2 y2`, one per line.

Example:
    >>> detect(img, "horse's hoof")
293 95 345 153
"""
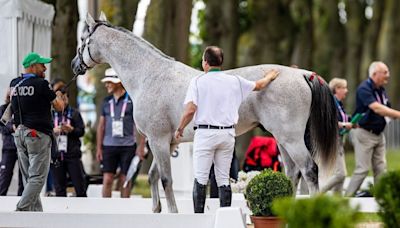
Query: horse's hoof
152 203 162 213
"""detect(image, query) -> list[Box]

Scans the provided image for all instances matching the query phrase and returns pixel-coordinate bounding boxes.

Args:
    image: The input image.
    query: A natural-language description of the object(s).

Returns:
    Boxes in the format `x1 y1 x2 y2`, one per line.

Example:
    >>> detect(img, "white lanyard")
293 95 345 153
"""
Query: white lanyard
109 93 129 120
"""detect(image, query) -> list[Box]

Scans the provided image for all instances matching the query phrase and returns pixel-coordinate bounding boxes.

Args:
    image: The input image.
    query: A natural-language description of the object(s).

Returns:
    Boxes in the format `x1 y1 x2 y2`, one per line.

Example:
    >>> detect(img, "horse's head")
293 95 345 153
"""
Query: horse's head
71 12 110 76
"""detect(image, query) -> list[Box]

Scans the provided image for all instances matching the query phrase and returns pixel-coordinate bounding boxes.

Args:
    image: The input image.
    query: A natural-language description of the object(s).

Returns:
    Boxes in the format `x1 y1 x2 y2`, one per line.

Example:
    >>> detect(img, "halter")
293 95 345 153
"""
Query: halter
77 22 112 72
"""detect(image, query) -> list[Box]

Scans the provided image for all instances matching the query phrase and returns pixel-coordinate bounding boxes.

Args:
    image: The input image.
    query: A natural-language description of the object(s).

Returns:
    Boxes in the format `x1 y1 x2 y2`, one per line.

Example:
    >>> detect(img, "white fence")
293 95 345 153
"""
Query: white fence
384 119 400 149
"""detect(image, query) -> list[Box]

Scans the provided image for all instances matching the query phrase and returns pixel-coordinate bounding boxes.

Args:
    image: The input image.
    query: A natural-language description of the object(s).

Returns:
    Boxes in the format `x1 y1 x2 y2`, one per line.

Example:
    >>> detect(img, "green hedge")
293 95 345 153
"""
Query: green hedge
273 195 360 228
245 169 293 216
373 170 400 228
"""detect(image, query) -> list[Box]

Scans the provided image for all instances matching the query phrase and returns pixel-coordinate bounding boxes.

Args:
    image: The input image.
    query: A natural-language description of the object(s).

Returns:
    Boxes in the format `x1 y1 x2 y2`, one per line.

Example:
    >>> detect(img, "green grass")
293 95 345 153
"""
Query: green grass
357 213 381 223
131 174 151 198
345 149 400 175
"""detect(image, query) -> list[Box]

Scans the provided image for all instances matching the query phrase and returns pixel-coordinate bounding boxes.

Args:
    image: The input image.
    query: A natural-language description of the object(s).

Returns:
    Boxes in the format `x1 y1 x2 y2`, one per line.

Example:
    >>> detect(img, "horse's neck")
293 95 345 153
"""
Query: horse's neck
95 28 174 96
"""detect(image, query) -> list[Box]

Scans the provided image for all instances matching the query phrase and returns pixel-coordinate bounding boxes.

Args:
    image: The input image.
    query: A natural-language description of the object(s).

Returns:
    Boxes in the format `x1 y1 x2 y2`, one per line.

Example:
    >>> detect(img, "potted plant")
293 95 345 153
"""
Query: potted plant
273 195 360 228
373 170 400 227
245 169 293 228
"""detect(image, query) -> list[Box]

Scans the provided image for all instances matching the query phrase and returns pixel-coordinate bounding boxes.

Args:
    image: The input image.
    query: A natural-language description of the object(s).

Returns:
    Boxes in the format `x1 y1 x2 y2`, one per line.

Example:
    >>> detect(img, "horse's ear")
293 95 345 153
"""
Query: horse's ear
86 13 96 27
99 11 108 22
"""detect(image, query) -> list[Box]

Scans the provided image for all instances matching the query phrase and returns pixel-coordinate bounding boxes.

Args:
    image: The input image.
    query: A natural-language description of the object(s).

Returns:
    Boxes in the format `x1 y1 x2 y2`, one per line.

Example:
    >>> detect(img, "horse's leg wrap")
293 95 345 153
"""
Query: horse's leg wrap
193 179 207 213
218 185 232 207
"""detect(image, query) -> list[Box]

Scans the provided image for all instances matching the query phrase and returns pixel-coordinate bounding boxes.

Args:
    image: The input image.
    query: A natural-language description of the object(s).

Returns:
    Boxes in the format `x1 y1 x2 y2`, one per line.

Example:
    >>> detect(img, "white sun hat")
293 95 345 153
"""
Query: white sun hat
101 68 121 83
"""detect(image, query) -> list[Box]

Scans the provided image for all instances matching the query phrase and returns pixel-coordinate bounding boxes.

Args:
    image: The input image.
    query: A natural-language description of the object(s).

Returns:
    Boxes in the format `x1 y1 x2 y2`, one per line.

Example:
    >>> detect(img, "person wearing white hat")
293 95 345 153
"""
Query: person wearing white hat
96 68 145 198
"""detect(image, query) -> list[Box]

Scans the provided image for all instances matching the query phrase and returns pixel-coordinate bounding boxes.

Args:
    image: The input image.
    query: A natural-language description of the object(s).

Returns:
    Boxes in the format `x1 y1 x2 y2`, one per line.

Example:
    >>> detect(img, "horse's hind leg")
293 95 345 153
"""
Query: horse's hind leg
280 141 319 194
278 144 301 194
149 139 178 213
148 159 161 213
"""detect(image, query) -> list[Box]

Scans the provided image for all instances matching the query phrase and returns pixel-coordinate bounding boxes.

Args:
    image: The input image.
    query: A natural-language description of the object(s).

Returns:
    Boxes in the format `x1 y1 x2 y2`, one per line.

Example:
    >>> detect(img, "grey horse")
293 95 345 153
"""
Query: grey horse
71 13 338 213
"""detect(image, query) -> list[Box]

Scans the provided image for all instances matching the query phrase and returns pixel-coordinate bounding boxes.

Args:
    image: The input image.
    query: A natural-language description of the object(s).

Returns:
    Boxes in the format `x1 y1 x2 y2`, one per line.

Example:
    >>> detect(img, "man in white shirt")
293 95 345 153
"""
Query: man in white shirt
175 46 279 213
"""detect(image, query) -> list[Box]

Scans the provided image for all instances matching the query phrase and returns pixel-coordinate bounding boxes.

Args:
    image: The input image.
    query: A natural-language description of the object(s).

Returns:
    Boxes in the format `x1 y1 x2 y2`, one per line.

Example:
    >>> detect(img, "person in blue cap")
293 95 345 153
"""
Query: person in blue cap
10 52 64 211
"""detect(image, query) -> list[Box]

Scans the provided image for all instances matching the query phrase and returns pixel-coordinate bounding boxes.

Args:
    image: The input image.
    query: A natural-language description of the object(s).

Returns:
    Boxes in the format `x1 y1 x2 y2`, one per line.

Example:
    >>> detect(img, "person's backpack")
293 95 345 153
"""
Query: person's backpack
243 136 281 172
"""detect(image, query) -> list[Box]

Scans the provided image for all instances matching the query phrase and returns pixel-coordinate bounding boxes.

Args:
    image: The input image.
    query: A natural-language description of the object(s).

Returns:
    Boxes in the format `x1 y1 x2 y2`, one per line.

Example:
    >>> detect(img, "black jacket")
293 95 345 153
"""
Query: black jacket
0 104 17 151
52 106 85 159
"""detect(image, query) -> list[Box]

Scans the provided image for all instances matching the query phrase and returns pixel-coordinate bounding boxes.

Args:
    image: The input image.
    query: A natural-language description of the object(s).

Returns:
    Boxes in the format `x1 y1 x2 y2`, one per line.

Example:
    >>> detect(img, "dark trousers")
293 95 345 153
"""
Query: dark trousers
209 151 239 198
0 149 23 196
50 158 87 197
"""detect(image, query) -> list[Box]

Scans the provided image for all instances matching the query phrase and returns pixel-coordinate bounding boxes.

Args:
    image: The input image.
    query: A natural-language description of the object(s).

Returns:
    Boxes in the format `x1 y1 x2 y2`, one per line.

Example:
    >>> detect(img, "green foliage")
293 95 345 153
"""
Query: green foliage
245 169 293 216
273 195 361 228
373 170 400 228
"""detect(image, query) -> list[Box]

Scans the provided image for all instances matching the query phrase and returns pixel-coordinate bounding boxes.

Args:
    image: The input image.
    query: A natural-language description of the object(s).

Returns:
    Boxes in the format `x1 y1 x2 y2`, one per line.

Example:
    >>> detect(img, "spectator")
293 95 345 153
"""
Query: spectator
49 79 87 197
320 78 352 194
0 88 23 196
345 61 400 196
96 68 145 198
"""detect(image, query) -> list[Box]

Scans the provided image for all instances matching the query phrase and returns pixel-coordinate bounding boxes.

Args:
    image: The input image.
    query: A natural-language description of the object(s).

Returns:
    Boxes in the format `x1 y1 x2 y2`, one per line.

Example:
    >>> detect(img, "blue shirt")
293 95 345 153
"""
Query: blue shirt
355 79 390 134
101 93 135 146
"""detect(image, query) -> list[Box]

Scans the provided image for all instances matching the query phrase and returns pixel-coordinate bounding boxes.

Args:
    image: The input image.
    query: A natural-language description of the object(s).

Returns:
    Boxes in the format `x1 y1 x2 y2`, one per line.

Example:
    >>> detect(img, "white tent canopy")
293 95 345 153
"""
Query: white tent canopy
0 0 54 99
0 0 54 195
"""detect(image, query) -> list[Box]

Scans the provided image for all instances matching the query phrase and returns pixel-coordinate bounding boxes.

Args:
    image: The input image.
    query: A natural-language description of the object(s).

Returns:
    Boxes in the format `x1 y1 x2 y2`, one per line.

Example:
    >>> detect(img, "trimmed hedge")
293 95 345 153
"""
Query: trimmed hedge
273 195 360 228
373 170 400 228
245 169 293 216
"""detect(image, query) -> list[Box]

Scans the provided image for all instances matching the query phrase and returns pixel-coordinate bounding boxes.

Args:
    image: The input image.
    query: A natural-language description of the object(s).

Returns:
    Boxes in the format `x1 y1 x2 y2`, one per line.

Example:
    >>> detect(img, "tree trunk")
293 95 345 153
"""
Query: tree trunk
360 0 385 80
312 0 346 80
239 0 295 66
378 0 400 108
290 0 313 69
45 0 79 107
345 0 368 110
143 0 192 64
100 0 140 29
203 0 239 69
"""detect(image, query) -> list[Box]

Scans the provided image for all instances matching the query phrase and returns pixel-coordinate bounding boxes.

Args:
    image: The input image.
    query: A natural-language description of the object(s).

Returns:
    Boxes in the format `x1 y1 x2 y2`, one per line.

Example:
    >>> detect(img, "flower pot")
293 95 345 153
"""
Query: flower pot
250 215 283 228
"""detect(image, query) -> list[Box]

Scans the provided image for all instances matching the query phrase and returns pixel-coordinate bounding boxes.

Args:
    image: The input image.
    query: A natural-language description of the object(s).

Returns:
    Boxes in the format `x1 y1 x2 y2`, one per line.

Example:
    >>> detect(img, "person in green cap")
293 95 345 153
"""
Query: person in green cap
9 52 65 211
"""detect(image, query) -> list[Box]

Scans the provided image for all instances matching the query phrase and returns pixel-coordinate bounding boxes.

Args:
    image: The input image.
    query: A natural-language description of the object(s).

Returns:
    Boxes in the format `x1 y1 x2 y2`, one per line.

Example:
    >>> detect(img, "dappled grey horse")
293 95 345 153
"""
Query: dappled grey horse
72 13 338 213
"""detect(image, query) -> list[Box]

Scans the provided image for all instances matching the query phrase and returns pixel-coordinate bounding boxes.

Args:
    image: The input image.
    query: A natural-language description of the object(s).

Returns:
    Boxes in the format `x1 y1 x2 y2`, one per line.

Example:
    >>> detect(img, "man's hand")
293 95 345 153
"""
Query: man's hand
264 69 280 81
175 128 184 140
136 146 145 160
53 126 62 135
96 148 103 162
61 124 74 133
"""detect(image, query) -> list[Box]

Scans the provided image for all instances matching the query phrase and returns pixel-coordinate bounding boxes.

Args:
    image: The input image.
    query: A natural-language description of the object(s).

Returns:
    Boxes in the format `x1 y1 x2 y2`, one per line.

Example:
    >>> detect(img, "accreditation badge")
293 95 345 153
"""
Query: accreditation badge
112 119 124 137
57 135 68 152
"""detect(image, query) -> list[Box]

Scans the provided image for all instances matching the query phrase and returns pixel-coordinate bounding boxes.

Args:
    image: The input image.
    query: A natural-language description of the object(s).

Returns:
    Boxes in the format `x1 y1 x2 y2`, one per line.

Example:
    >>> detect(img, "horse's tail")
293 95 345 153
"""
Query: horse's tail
304 72 338 169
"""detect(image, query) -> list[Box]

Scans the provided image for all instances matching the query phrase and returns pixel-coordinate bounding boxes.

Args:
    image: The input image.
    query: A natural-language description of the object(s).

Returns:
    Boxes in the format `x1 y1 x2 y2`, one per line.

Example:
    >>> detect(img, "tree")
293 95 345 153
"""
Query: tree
378 0 400 108
203 0 240 69
290 0 314 69
100 0 140 29
143 0 193 64
312 0 346 79
344 0 368 110
43 0 79 106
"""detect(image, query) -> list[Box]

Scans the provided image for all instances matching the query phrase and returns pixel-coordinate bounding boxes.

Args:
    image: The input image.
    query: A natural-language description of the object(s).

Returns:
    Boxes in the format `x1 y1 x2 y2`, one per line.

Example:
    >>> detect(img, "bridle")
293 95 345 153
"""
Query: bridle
77 21 112 72
68 21 112 91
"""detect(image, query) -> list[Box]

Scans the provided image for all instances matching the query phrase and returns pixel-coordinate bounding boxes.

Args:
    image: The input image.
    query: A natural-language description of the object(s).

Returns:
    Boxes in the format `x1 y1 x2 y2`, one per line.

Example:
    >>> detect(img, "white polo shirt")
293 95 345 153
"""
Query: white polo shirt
184 70 256 126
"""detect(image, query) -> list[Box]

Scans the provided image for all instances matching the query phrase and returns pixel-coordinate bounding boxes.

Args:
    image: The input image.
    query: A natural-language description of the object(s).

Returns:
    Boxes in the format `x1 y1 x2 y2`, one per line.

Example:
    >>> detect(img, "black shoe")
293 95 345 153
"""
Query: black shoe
218 185 232 207
193 179 207 213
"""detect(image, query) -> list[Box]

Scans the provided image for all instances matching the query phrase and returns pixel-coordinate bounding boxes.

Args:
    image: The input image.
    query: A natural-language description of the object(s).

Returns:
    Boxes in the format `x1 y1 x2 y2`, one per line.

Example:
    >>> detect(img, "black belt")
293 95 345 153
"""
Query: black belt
194 125 235 130
363 128 382 136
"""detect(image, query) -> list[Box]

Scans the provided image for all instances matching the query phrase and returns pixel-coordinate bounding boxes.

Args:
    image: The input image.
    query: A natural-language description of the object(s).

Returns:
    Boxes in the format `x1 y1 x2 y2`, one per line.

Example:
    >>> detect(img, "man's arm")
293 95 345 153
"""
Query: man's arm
96 116 105 161
135 129 146 160
369 102 400 119
175 102 197 140
254 69 279 91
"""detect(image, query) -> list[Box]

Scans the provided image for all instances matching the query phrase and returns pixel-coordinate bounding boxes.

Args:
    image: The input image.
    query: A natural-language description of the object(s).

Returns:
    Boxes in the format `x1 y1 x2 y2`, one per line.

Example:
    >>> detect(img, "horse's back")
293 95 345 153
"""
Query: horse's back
227 64 312 137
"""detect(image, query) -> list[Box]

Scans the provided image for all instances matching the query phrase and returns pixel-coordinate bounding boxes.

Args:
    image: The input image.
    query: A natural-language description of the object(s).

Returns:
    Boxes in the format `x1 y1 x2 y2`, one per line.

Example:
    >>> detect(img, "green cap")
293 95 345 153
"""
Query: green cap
22 52 52 68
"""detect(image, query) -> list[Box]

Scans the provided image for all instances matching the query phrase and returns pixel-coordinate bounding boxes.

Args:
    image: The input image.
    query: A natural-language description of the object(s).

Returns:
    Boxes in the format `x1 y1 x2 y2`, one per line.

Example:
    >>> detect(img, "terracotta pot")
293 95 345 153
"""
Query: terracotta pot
250 215 284 228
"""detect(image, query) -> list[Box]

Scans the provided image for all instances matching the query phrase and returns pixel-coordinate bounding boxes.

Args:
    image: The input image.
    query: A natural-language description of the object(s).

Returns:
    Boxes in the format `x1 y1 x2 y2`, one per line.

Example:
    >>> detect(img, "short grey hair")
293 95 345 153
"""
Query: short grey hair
368 61 383 78
328 78 347 94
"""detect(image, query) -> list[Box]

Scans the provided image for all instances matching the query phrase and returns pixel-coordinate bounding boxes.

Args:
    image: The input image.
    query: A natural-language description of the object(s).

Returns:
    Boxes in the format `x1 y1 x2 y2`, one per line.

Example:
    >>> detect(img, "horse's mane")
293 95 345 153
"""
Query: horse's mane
93 20 174 61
